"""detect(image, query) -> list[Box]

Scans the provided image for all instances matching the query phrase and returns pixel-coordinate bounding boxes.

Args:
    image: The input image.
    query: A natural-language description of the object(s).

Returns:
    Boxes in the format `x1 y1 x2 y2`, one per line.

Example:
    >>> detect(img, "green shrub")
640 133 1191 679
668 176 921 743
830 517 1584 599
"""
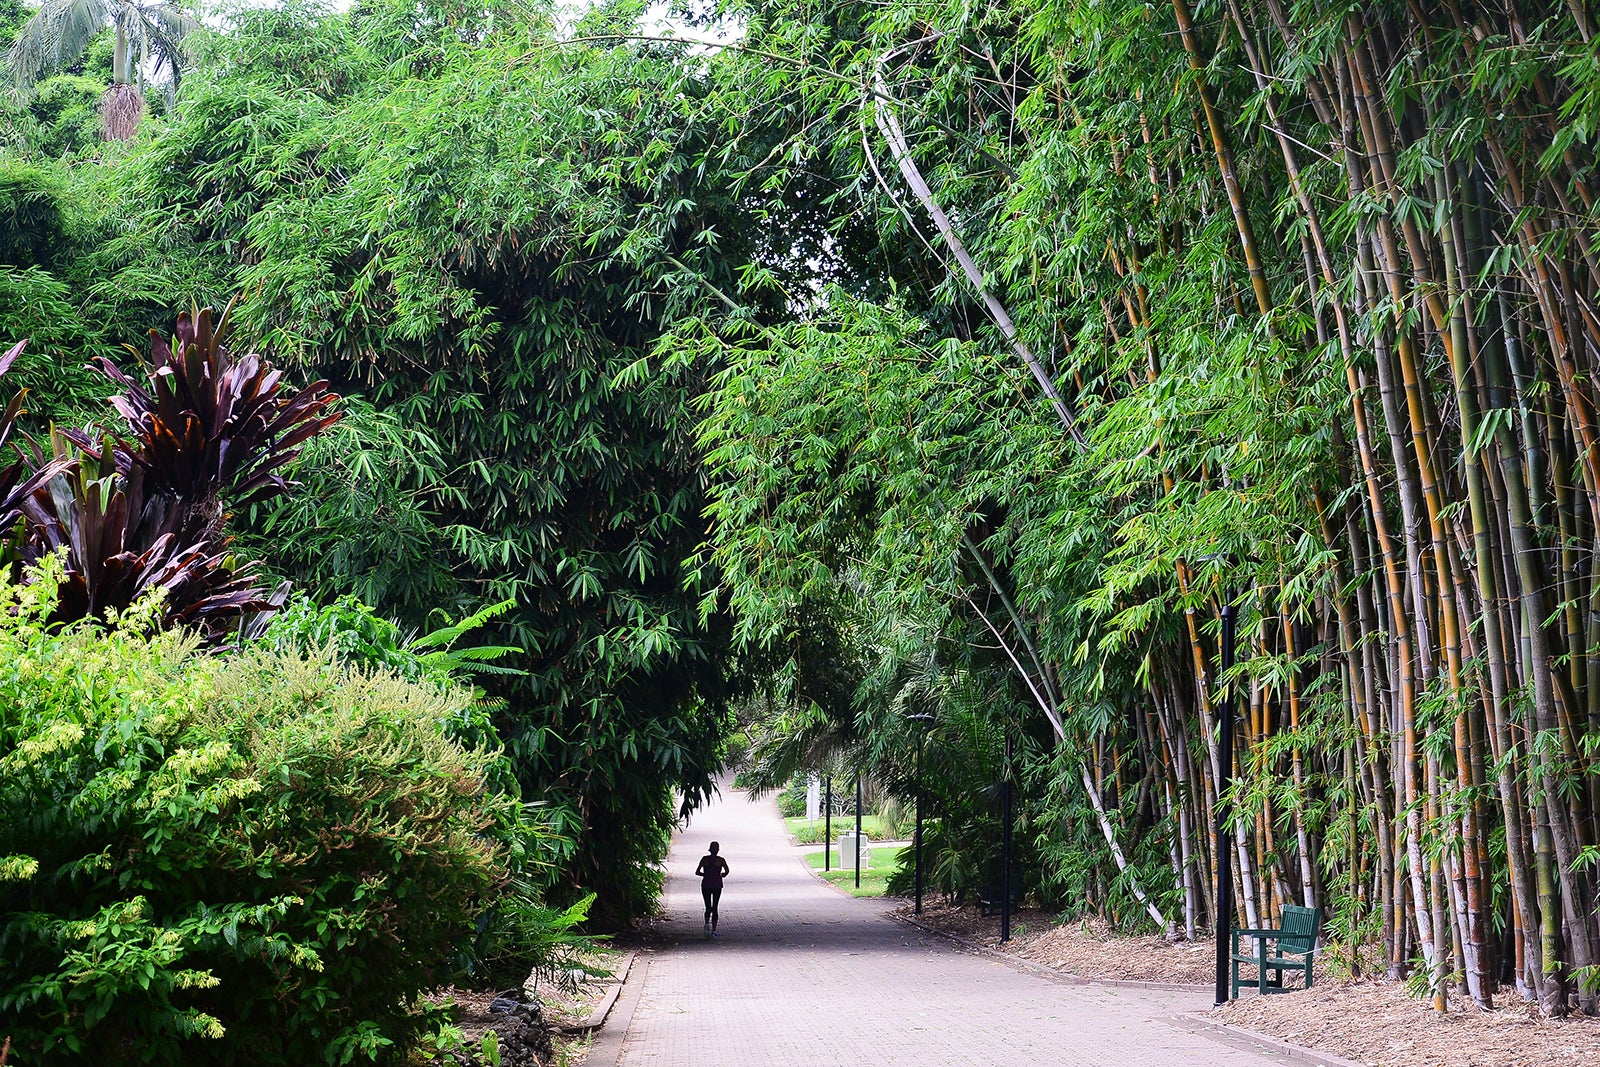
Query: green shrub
786 814 892 845
883 818 975 902
0 265 107 418
873 795 915 839
0 161 70 270
249 592 546 861
0 558 513 1066
775 777 807 818
27 76 105 158
255 592 436 681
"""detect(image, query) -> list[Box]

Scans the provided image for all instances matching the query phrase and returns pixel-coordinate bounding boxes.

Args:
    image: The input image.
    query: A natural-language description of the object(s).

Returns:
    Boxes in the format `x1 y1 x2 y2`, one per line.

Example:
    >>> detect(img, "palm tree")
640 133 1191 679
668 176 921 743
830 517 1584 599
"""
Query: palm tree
4 0 197 138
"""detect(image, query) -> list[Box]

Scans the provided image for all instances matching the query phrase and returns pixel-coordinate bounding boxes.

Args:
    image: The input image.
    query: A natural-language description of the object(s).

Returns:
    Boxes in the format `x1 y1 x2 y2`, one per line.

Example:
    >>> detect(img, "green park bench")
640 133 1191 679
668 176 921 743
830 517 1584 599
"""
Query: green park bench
977 883 1021 917
1230 904 1320 997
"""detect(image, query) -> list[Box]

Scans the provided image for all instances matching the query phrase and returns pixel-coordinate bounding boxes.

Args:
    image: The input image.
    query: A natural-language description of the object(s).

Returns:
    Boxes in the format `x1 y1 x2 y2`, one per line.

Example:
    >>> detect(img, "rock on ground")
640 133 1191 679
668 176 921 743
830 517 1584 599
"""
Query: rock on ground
444 991 555 1067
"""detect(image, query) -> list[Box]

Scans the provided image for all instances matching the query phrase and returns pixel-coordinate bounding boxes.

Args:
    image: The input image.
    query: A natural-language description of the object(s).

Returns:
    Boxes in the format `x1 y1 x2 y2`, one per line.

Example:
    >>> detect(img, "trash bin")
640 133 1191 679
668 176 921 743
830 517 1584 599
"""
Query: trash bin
836 832 872 869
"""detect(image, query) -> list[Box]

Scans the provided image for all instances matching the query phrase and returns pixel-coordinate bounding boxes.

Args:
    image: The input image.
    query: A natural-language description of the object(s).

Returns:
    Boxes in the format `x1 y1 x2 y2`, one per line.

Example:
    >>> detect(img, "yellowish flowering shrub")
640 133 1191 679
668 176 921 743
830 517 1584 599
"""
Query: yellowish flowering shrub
0 558 510 1065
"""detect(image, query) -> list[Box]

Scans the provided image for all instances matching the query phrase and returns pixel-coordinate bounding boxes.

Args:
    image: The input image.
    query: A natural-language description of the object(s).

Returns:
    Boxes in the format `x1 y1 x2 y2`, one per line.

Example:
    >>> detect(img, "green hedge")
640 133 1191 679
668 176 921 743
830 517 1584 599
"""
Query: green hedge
0 559 512 1065
775 777 807 818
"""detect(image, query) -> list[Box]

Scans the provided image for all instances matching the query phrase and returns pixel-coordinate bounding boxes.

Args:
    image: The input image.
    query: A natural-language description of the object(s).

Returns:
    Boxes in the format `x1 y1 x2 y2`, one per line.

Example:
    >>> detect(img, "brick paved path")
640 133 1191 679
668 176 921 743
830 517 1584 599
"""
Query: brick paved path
605 785 1295 1067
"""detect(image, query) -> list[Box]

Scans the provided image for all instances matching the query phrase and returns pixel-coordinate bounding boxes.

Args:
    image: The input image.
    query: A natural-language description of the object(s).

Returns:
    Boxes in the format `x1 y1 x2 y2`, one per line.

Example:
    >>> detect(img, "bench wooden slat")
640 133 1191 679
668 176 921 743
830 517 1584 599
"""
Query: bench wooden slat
1229 905 1320 999
1276 905 1318 954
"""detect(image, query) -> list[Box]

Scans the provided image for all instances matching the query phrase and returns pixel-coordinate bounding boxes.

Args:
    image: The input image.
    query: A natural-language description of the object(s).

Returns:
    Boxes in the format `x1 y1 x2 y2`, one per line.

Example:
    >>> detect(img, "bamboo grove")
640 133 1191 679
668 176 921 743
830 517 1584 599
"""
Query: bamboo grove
1185 0 1600 1016
690 0 1600 1016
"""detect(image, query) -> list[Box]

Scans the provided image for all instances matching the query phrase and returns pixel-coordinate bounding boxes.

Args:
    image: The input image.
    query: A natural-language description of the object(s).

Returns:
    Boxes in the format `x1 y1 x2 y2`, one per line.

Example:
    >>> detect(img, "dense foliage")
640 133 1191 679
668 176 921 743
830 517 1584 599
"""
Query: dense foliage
685 0 1600 1016
1 0 764 926
6 0 1600 1028
56 0 786 922
0 559 513 1065
1 296 598 1064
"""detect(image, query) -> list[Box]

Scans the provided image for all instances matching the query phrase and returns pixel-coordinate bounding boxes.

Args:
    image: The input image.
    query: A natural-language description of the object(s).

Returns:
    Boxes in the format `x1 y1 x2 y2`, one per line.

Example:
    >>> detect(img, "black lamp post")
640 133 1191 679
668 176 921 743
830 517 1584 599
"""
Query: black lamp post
906 712 935 915
854 774 863 890
1001 729 1014 944
824 775 832 873
1214 596 1237 1006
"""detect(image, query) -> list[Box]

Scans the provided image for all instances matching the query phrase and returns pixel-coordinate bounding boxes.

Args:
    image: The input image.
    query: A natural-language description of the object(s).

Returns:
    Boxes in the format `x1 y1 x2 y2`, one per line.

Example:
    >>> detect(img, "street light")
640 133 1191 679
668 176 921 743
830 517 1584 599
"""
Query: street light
1001 728 1013 944
824 775 832 872
905 712 935 915
1214 593 1238 1005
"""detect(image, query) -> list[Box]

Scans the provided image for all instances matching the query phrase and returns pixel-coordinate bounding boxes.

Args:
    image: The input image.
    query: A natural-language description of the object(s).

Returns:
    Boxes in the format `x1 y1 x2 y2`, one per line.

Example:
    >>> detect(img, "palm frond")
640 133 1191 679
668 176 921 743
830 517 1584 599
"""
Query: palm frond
5 0 114 89
740 699 851 796
408 596 519 652
137 5 199 78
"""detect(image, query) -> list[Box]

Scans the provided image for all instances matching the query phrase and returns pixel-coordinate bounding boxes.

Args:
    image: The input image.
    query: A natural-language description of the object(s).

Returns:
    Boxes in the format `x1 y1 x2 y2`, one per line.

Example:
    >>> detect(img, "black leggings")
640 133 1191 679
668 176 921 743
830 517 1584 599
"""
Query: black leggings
701 885 722 926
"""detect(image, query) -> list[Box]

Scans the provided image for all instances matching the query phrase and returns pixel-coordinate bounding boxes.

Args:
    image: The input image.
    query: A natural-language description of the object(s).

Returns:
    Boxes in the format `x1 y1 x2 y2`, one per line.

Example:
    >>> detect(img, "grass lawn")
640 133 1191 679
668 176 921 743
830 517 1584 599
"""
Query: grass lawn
803 845 907 897
785 815 904 844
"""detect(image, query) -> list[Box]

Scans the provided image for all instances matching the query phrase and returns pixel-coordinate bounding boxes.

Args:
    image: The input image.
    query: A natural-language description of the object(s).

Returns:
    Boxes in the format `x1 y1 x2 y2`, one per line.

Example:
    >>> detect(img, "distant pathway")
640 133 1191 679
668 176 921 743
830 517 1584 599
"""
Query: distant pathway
605 785 1295 1067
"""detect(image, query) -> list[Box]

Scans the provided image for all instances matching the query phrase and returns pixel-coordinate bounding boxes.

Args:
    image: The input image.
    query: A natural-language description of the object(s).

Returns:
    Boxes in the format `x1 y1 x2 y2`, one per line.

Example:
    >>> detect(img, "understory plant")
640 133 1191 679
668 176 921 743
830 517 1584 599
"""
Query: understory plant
1 302 341 642
0 558 520 1066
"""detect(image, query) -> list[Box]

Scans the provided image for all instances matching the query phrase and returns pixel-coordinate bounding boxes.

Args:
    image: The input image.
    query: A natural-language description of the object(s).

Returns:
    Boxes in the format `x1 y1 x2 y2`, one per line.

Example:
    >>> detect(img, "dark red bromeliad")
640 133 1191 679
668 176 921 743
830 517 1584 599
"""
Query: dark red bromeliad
0 302 341 641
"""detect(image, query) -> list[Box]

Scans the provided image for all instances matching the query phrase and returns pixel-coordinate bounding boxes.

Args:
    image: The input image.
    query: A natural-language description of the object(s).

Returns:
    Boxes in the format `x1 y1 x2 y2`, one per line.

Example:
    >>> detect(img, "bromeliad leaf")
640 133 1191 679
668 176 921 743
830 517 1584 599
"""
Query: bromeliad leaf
66 302 343 546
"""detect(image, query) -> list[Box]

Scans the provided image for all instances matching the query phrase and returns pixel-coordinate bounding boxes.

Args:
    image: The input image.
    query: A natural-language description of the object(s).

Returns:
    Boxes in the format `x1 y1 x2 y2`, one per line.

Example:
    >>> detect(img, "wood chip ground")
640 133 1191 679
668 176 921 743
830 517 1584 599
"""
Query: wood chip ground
900 902 1600 1066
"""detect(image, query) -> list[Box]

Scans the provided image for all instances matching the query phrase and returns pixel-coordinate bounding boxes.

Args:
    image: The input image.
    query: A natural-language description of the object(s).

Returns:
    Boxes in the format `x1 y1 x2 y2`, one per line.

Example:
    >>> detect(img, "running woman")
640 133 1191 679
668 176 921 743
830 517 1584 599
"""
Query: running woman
695 842 729 937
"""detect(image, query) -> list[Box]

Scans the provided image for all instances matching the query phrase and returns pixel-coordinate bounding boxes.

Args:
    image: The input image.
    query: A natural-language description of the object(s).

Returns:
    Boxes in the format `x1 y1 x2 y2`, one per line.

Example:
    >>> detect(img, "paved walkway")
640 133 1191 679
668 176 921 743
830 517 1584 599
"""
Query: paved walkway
602 785 1298 1067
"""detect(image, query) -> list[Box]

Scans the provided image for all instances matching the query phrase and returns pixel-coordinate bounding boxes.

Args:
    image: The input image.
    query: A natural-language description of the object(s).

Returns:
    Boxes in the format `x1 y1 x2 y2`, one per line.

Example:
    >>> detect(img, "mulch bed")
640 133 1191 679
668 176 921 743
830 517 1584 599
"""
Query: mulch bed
900 900 1600 1066
896 900 1214 985
1214 980 1599 1067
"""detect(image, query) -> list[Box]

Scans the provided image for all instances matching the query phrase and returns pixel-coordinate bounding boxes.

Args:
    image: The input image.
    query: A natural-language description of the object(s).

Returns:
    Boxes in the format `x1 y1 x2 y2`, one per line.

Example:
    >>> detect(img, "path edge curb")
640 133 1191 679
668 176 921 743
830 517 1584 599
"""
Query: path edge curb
579 950 650 1066
557 950 636 1036
1172 1012 1369 1067
890 912 1208 993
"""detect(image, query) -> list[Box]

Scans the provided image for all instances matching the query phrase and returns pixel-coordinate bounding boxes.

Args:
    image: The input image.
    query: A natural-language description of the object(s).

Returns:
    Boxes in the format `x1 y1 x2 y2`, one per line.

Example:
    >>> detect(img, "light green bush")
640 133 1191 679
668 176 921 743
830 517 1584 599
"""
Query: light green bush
0 557 513 1065
26 76 105 159
775 777 807 818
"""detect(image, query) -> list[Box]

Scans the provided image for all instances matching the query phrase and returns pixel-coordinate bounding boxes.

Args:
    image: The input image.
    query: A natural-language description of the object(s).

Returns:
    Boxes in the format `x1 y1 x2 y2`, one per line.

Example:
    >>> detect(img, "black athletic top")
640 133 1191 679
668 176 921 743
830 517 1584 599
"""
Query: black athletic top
696 854 729 890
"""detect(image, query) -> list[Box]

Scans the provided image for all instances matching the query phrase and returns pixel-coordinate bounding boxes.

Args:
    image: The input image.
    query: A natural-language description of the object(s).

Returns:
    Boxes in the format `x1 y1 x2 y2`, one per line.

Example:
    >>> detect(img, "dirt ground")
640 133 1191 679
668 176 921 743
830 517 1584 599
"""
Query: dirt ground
899 902 1600 1066
430 953 618 1067
1216 981 1598 1067
430 987 554 1067
897 901 1217 984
